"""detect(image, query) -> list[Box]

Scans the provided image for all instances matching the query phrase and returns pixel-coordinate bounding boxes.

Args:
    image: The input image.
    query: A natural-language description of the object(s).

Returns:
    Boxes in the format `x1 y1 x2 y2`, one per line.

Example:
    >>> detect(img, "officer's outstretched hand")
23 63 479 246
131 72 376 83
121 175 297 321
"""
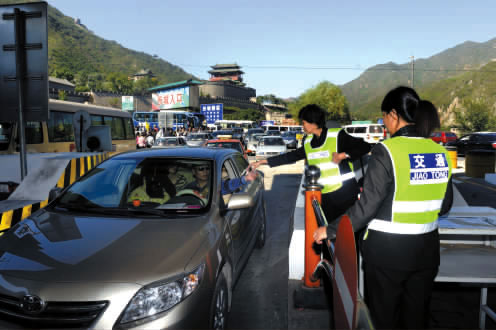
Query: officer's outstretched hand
245 166 257 182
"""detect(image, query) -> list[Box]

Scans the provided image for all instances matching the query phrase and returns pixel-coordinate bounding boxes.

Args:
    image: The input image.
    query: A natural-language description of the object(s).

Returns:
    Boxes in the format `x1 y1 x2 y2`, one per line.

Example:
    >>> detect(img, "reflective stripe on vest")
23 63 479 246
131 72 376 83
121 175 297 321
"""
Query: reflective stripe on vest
368 219 439 234
305 128 342 193
366 137 451 235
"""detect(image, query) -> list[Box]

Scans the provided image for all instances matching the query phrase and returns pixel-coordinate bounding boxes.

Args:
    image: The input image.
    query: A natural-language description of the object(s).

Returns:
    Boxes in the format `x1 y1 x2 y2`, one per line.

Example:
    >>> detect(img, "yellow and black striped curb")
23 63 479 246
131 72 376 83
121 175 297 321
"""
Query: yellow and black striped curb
0 153 110 236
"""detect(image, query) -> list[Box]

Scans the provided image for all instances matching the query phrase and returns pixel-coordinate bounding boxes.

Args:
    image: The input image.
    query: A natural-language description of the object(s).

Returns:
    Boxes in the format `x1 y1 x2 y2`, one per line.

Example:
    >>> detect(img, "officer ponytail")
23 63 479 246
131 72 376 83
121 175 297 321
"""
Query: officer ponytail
381 86 440 138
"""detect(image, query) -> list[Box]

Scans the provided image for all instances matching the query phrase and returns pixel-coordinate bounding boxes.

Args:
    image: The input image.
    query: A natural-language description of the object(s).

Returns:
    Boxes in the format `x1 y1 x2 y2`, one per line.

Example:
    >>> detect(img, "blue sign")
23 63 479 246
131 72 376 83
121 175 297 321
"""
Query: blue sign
377 118 384 125
200 103 223 124
260 120 275 126
409 153 449 185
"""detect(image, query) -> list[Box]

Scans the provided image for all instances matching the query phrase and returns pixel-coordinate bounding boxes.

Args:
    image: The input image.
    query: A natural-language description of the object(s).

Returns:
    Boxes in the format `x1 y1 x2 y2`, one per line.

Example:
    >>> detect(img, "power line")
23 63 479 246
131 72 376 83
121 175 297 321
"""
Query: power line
177 63 496 73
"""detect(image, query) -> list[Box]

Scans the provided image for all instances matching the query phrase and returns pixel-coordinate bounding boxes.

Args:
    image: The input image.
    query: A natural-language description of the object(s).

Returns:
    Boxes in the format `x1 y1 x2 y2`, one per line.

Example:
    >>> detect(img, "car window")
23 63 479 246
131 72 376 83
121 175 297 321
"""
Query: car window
368 125 383 134
232 154 249 175
478 133 496 142
221 160 238 204
354 127 366 134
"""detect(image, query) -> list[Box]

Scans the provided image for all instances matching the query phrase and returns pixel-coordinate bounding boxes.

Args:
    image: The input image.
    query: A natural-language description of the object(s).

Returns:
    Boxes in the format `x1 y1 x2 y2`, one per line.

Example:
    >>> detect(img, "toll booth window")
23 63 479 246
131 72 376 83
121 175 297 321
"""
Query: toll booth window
0 123 13 151
91 115 104 125
25 122 43 144
48 111 74 142
104 116 125 140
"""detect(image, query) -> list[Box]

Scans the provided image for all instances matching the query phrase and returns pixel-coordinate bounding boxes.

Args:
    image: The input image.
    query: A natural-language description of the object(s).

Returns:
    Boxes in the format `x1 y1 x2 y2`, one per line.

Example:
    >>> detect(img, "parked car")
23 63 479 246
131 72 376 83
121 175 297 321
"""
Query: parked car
281 131 298 149
206 138 248 160
0 148 266 329
256 136 287 158
445 132 496 156
153 136 187 148
246 133 266 155
185 132 211 146
344 124 384 144
430 131 457 145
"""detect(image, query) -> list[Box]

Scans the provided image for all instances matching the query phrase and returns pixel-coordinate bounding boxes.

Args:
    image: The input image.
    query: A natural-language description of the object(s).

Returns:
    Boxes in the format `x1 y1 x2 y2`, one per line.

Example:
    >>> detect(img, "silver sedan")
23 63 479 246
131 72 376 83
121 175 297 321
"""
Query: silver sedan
0 148 266 329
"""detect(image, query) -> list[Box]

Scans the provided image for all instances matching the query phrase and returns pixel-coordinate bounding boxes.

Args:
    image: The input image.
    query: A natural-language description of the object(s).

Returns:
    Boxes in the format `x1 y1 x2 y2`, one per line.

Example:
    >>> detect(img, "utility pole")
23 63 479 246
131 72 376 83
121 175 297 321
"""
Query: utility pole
410 55 415 88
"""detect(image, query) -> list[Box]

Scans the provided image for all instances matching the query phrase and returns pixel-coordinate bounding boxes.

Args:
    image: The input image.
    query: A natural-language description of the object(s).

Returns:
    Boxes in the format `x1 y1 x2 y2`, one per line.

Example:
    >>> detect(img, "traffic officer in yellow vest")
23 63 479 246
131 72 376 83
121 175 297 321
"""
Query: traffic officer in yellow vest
250 104 371 223
313 86 454 329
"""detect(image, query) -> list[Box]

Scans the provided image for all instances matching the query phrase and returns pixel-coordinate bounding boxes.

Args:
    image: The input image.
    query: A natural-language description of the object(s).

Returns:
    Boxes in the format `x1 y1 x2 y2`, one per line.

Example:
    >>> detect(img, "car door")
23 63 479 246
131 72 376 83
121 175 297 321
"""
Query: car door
231 154 262 271
220 158 245 274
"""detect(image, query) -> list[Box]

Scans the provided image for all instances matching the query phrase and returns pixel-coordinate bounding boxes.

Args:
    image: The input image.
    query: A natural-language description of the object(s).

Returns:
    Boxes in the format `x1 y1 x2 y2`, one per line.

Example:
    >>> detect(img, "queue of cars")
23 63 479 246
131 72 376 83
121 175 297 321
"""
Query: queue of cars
0 147 266 329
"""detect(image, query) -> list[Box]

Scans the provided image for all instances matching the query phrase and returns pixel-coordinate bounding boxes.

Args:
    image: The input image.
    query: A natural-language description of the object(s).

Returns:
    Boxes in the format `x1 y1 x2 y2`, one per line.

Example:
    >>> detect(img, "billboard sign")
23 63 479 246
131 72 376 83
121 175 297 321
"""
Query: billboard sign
200 103 223 124
122 96 134 111
152 86 190 110
260 120 275 126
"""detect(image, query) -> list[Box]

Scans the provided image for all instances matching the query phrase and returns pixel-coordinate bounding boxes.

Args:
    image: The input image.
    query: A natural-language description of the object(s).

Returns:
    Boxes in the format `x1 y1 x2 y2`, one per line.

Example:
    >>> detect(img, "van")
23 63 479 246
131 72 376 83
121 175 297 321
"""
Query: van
344 124 385 144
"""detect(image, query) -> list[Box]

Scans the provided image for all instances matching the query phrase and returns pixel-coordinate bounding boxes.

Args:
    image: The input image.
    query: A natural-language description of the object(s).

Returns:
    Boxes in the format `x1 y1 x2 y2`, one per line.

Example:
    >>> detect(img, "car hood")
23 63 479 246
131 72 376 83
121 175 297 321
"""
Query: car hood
0 209 212 285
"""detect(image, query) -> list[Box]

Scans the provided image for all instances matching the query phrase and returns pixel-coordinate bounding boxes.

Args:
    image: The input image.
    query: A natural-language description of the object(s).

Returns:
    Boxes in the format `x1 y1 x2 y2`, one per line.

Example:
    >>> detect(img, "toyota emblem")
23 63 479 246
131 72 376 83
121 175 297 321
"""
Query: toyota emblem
20 295 45 314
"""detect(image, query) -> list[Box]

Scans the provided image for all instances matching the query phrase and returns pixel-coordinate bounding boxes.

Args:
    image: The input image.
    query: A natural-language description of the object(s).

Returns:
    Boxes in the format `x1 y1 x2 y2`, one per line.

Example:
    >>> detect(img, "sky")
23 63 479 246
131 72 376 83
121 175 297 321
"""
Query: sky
45 0 496 99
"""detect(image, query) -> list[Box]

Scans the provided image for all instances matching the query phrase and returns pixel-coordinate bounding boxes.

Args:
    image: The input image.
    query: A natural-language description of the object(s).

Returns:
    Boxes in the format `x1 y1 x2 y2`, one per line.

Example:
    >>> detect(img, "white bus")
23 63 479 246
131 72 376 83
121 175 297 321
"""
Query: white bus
214 120 255 132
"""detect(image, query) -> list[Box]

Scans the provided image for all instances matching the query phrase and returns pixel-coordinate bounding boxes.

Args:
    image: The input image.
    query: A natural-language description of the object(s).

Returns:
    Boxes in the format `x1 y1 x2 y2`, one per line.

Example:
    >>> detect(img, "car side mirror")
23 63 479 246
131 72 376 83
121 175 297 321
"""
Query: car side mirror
227 193 254 210
48 186 62 203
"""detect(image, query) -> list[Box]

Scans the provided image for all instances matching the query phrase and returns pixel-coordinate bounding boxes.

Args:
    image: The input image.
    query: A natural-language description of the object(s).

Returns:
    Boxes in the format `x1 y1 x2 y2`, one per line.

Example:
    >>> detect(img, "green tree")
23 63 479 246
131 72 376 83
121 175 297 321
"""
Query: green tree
133 77 158 94
288 81 350 124
454 98 496 132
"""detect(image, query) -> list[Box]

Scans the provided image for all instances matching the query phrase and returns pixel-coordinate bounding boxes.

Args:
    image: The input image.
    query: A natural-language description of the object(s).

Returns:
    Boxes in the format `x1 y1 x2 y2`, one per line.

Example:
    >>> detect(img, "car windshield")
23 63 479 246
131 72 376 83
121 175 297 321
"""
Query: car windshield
260 137 285 146
281 131 296 138
369 125 383 133
253 134 266 141
155 138 178 146
247 129 264 136
266 131 280 136
54 157 212 213
187 134 208 140
207 141 242 153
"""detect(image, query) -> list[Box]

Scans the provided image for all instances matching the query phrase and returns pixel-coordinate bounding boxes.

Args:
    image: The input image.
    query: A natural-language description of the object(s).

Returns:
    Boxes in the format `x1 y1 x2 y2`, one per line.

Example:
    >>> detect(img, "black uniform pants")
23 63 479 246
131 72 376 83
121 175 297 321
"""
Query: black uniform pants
364 263 438 329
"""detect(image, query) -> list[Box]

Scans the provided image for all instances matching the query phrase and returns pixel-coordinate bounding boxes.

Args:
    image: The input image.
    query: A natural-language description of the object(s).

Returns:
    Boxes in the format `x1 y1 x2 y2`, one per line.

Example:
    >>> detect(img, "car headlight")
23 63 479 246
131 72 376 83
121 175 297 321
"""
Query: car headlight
119 263 205 324
258 151 264 155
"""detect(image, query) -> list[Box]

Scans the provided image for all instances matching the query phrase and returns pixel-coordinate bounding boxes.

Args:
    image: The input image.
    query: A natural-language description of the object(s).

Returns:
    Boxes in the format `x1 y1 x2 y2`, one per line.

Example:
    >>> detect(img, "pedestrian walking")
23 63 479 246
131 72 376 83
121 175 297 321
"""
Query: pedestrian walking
313 86 454 329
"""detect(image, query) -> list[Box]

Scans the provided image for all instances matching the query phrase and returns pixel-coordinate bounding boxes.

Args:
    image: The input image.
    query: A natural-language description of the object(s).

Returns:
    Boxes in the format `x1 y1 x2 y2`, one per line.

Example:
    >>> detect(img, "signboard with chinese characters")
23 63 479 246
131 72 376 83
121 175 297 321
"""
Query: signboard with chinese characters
152 86 190 110
200 103 223 124
122 96 134 111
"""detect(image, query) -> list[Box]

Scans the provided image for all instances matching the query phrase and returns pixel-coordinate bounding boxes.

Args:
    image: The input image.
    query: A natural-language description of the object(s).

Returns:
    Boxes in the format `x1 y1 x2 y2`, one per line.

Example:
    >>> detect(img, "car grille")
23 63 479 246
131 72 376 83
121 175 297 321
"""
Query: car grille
265 152 281 156
0 293 108 328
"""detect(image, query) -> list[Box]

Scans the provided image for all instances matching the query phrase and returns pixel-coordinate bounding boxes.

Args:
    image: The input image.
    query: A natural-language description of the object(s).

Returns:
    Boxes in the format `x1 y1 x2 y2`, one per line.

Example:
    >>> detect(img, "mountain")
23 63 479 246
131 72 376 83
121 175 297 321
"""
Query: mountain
0 0 195 92
341 38 496 119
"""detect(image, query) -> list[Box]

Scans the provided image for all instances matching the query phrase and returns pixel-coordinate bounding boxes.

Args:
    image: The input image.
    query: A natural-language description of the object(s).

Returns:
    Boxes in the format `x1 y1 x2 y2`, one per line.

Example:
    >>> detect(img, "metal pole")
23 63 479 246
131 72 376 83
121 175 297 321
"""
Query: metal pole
410 55 415 88
14 8 28 179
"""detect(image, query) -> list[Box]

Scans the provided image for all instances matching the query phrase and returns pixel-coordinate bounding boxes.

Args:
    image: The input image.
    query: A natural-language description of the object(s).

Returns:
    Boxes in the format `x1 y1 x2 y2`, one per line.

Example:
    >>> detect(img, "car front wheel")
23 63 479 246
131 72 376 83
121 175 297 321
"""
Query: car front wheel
210 273 228 330
256 200 267 249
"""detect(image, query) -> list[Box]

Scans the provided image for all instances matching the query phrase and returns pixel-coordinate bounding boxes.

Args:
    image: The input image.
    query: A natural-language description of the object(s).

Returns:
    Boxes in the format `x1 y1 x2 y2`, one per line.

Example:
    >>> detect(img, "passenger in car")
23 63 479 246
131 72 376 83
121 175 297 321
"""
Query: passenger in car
127 165 176 204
